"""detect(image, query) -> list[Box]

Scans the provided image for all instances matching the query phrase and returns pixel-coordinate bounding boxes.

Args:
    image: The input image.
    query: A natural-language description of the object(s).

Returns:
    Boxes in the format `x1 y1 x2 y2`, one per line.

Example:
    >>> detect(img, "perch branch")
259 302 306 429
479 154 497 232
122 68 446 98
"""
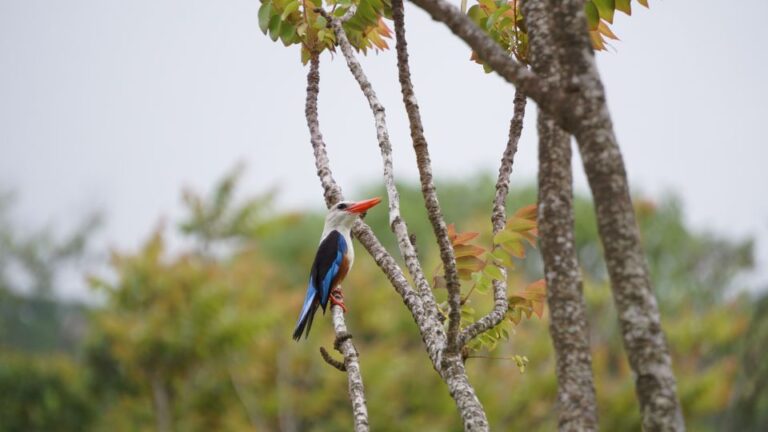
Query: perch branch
305 54 369 431
391 0 462 353
331 305 369 432
459 88 526 347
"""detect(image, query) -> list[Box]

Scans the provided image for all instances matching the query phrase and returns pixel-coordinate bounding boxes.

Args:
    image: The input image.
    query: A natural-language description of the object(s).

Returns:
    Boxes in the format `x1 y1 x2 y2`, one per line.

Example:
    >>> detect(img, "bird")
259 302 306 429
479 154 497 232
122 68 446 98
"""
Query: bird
292 197 382 341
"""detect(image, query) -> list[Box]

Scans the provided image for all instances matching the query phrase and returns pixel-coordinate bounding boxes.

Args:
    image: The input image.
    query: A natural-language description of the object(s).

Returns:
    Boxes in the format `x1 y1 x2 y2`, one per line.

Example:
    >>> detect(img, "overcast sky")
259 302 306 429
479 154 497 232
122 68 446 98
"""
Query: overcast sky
1 0 767 299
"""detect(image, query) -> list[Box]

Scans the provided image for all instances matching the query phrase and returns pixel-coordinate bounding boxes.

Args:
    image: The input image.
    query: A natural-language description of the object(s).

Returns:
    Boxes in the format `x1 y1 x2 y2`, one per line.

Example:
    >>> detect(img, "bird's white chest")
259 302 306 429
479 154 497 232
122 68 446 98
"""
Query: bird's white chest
341 230 354 270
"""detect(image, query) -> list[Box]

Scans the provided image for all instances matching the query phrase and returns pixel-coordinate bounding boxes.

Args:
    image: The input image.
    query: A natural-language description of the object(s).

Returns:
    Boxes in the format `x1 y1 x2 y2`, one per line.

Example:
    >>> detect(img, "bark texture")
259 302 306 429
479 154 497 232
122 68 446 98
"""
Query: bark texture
546 2 684 430
459 89 526 347
522 1 598 429
331 305 370 432
392 0 462 355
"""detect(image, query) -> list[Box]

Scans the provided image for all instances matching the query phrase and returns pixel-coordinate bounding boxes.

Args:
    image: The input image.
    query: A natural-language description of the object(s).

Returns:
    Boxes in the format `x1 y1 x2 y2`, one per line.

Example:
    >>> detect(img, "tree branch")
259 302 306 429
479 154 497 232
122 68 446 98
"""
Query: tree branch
391 0 462 354
522 2 598 429
305 54 371 430
459 88 526 347
330 305 369 432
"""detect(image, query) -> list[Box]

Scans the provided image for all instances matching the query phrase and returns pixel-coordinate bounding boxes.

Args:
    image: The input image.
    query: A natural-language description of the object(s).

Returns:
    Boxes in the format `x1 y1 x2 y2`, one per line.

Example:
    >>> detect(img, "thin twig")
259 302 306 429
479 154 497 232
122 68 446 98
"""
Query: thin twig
320 346 346 372
392 0 462 354
459 89 526 347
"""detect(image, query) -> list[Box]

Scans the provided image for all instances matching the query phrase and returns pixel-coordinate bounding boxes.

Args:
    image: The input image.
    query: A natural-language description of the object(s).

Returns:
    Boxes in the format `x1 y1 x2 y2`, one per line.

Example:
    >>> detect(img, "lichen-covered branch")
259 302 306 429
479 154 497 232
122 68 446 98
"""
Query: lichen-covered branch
306 54 344 206
330 305 369 432
391 0 462 353
521 1 598 429
459 89 526 347
545 2 684 430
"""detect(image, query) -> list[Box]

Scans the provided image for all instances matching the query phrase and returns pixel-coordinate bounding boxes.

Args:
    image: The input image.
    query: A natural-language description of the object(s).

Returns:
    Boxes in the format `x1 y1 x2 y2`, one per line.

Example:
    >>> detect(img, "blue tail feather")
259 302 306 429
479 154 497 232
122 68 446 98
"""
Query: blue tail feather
293 279 319 340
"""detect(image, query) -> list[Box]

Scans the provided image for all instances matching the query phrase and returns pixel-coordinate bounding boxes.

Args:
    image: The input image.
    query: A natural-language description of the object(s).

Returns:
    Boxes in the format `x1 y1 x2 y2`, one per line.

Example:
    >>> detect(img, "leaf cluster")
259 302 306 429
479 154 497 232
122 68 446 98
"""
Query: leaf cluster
433 204 545 357
258 0 393 63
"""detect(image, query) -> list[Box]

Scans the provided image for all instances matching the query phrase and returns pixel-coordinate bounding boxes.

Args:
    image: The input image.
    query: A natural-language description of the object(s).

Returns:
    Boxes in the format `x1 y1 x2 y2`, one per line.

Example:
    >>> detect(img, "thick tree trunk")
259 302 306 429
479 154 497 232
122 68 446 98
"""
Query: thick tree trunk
523 1 599 430
547 1 685 430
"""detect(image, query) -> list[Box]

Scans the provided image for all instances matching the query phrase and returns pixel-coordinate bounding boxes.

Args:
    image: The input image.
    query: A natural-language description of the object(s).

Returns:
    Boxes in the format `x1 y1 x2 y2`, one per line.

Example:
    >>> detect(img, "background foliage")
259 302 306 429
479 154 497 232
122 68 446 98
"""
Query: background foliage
0 169 764 431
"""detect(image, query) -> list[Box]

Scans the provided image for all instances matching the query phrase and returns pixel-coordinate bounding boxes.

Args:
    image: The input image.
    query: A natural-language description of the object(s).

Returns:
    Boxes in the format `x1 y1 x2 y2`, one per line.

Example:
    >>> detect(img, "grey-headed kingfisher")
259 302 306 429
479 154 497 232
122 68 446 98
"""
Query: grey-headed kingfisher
292 197 382 340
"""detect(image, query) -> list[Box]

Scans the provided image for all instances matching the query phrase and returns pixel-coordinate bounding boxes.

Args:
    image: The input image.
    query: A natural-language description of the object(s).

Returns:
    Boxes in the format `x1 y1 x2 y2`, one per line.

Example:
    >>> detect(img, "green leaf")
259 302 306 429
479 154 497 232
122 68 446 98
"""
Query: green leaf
258 2 273 34
584 1 599 31
280 22 296 46
281 0 299 20
506 217 536 232
300 46 311 65
637 0 649 7
490 248 514 269
616 0 631 15
268 15 281 42
593 0 615 24
483 264 504 281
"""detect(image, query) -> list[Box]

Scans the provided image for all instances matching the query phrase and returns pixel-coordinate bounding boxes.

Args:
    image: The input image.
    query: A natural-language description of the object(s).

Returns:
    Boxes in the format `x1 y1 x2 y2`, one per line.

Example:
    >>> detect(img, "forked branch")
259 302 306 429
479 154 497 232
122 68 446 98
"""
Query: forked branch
459 88 526 347
391 0 462 354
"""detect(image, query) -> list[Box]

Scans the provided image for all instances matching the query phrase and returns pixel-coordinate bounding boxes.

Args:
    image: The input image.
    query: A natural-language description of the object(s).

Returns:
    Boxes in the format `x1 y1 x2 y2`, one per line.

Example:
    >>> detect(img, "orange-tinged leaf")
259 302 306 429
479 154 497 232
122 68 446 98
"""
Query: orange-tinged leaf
454 244 486 258
512 204 537 220
598 20 620 40
453 231 480 245
517 279 546 318
590 30 606 51
637 0 649 7
457 256 485 272
506 217 537 232
494 229 523 245
433 275 447 289
500 239 526 258
446 223 457 239
458 269 474 280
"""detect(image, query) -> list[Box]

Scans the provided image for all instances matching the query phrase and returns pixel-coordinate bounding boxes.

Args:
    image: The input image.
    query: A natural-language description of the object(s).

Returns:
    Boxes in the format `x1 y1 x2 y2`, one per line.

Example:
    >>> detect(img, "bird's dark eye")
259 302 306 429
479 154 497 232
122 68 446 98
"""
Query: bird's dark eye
337 203 348 210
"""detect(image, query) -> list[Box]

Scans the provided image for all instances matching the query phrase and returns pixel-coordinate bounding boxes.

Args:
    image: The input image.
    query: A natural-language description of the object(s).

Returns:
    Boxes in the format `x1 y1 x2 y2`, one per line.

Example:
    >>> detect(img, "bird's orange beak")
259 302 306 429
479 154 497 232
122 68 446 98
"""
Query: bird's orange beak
347 197 382 214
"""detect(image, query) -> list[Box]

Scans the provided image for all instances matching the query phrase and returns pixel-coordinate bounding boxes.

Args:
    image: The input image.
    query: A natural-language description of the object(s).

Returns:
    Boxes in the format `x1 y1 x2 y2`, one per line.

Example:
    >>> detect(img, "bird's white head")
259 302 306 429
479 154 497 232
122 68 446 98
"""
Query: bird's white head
323 197 382 234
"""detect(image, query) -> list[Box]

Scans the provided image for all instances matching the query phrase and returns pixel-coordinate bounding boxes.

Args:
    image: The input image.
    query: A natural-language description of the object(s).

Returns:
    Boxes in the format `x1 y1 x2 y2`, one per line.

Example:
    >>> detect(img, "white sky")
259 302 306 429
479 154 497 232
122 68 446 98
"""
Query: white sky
1 0 767 299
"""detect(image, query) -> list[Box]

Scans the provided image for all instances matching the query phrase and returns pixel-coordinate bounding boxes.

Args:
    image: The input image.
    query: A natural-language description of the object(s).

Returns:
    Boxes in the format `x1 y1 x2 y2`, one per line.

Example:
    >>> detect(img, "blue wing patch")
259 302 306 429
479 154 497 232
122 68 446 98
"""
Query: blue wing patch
292 230 348 340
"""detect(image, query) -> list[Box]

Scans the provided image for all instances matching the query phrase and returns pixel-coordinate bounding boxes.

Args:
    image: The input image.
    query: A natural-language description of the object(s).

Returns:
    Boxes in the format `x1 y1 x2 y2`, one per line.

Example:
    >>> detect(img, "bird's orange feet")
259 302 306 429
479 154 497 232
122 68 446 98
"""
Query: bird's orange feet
330 287 347 313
